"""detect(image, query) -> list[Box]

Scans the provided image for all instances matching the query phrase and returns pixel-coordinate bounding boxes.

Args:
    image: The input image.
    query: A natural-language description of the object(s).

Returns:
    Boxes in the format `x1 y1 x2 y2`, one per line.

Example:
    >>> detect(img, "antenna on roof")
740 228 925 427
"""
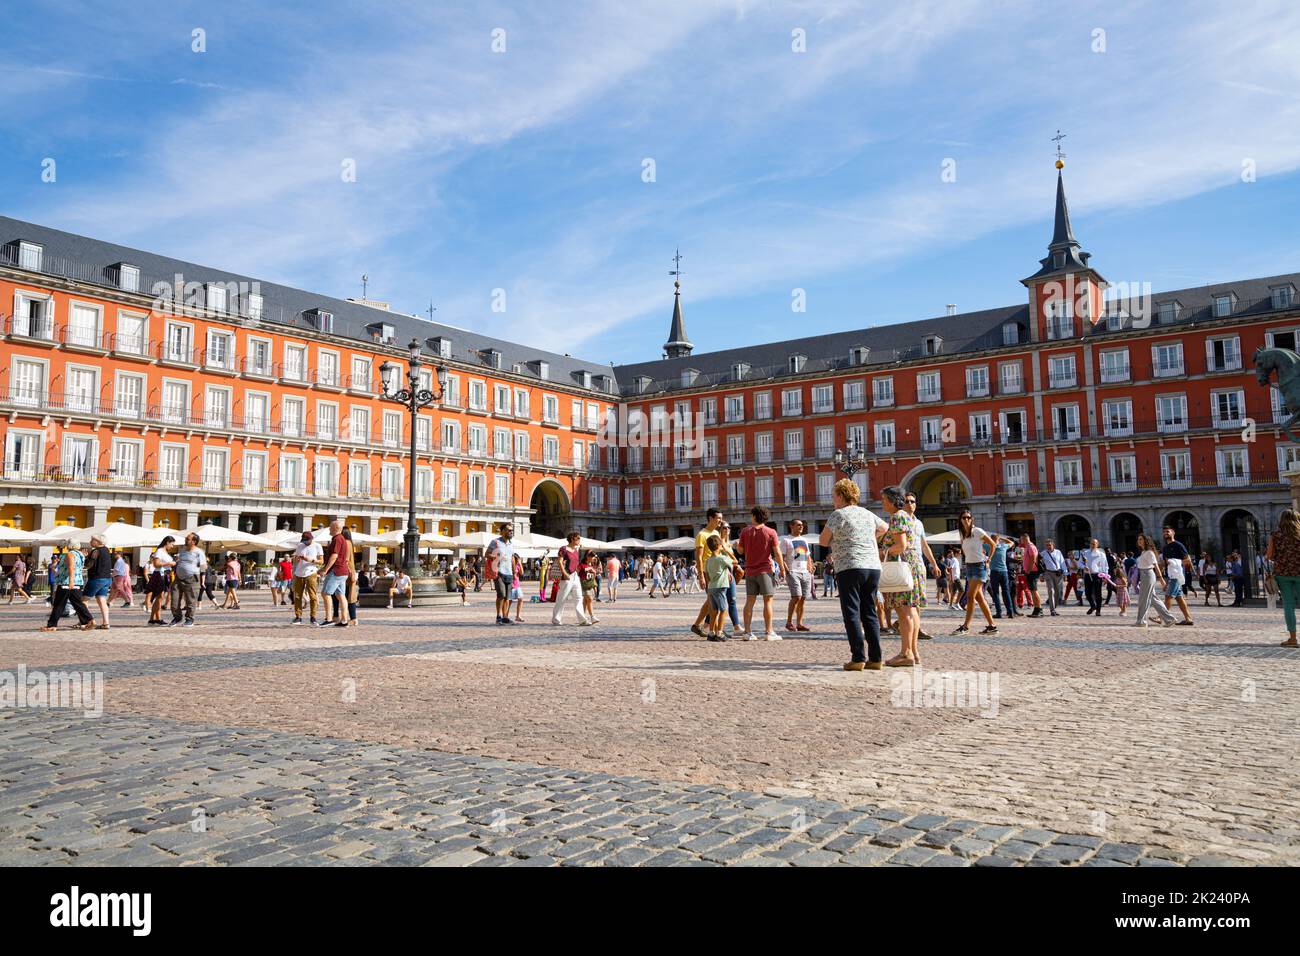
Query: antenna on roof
426 300 437 323
361 274 369 298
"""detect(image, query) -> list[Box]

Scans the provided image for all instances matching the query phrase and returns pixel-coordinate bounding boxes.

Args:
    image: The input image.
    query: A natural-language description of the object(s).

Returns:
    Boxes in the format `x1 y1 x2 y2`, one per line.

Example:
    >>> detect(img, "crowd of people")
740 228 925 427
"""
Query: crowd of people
11 505 1300 653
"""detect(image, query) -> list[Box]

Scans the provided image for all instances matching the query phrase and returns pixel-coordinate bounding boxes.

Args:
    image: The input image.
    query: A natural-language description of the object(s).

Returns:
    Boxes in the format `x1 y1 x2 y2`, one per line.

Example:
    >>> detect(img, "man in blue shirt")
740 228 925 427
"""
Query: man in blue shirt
989 535 1018 618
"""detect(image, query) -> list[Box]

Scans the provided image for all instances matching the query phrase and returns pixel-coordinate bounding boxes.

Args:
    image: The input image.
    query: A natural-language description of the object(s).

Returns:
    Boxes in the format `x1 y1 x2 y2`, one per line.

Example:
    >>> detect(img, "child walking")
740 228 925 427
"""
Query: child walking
703 535 732 642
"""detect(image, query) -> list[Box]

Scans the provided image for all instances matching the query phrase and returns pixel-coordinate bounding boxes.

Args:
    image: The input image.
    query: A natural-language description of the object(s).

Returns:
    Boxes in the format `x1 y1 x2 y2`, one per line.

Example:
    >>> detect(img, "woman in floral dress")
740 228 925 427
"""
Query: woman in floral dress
879 485 926 667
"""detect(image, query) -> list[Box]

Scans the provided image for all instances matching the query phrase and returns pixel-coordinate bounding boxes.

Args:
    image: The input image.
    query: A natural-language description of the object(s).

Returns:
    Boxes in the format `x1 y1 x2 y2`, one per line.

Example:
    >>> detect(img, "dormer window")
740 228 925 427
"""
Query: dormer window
923 335 943 356
788 354 806 374
1212 294 1234 318
116 263 140 293
206 283 228 313
731 362 750 381
849 346 869 366
429 336 451 358
1271 285 1295 310
306 308 334 333
246 292 264 321
579 370 592 389
482 348 502 370
635 375 653 394
681 368 699 387
17 241 42 272
1001 324 1020 346
1157 301 1179 324
529 359 550 380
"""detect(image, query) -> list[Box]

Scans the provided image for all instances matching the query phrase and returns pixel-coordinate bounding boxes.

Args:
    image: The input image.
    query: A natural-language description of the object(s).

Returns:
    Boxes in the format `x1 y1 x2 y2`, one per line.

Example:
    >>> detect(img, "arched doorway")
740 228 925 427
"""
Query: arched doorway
1220 509 1261 596
1055 514 1092 552
901 464 971 533
530 480 571 538
1162 510 1201 558
1109 513 1143 553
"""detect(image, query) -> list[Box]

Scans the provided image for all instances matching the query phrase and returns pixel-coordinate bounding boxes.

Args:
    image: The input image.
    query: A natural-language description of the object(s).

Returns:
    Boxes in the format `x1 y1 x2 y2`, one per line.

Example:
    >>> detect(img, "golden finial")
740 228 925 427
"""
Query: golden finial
1052 129 1066 169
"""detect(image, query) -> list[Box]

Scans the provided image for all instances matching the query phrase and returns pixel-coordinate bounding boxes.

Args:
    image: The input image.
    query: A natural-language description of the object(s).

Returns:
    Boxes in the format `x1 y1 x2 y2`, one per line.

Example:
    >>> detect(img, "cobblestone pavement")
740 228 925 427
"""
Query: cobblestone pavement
2 593 1297 866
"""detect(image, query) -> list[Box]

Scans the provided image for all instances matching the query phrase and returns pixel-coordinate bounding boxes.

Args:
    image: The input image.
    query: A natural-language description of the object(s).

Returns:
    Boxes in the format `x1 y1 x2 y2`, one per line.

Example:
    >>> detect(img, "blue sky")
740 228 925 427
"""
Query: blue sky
3 0 1299 366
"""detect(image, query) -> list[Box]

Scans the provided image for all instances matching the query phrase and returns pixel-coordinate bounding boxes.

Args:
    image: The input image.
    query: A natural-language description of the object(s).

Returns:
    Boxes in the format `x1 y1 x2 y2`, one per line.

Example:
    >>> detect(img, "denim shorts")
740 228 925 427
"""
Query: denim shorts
963 562 989 582
322 573 349 597
1166 579 1184 598
708 588 729 611
83 577 111 599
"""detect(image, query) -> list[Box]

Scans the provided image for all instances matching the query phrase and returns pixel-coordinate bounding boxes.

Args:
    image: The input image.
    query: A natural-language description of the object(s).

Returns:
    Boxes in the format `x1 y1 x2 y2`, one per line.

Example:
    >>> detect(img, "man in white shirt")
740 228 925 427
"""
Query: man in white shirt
291 531 323 625
1040 539 1066 615
780 518 814 632
1082 538 1107 615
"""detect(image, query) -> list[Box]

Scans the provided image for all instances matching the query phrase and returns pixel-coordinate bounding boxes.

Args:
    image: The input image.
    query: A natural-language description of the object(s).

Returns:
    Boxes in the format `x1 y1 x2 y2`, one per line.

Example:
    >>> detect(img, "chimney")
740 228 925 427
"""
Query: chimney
946 304 957 316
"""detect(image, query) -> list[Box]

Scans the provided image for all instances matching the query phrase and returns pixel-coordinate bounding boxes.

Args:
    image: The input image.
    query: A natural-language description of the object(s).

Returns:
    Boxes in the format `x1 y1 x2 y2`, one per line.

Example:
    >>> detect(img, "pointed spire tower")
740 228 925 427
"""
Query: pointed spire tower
1021 132 1106 341
663 247 693 358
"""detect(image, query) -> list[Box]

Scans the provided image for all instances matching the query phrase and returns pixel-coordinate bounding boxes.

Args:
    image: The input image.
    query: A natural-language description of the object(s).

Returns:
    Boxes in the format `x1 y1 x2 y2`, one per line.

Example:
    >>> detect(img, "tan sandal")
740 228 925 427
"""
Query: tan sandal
39 626 58 632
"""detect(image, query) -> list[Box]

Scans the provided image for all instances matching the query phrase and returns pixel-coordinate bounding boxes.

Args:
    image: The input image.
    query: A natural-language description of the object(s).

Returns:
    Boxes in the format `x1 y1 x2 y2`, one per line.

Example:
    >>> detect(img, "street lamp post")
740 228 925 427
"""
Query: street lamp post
380 339 446 578
832 440 868 479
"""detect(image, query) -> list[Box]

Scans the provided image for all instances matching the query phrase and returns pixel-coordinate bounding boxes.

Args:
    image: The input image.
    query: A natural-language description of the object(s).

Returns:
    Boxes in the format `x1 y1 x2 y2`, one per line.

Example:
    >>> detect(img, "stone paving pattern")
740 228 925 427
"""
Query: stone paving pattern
1 592 1297 866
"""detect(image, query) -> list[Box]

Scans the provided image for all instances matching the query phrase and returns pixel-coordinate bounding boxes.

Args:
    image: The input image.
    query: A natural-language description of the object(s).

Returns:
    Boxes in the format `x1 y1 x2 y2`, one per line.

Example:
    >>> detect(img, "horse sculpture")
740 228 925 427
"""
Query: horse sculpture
1255 346 1300 444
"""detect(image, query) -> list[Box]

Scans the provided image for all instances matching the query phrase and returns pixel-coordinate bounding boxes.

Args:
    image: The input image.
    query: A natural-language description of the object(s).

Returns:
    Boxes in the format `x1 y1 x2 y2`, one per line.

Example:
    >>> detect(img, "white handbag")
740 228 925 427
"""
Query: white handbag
878 555 915 594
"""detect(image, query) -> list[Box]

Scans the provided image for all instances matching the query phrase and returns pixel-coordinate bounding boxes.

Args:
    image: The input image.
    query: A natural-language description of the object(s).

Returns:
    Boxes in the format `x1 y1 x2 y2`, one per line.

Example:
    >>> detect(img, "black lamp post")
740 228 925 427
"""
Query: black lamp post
832 440 868 478
380 339 446 577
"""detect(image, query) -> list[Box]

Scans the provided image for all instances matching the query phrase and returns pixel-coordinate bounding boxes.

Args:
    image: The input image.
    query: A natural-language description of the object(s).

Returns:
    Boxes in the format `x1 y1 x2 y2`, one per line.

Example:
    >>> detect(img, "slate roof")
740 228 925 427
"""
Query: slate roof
0 215 619 394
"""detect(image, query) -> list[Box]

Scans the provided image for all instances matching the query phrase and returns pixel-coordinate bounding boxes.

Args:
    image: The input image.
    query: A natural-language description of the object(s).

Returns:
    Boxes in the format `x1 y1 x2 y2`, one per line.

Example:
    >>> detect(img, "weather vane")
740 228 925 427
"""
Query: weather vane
1052 129 1067 169
669 247 684 286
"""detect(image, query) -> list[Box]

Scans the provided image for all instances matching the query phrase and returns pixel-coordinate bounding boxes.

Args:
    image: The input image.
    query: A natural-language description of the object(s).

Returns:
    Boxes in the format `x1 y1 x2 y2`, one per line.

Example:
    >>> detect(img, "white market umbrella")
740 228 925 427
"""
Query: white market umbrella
0 526 56 546
608 537 653 550
578 536 614 551
452 530 505 550
522 532 567 550
647 536 697 551
183 524 282 552
925 529 963 546
378 530 458 549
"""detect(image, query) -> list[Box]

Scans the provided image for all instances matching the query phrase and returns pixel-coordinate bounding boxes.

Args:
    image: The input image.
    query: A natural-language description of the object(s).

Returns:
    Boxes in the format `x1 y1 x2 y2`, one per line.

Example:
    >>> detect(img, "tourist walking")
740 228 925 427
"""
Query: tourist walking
988 533 1019 619
291 530 323 624
146 536 176 626
1082 538 1107 615
1160 526 1195 625
1040 538 1065 615
954 511 998 635
880 486 926 667
689 508 726 636
41 544 94 632
485 524 516 625
581 552 601 623
1200 553 1222 606
1267 510 1300 647
83 535 114 629
551 532 591 625
1227 552 1247 607
319 521 352 626
702 535 734 641
220 553 242 609
819 477 887 670
169 532 207 627
201 562 221 610
7 554 32 604
736 505 787 640
822 557 837 598
108 552 132 608
780 518 814 633
604 552 621 603
1019 533 1043 617
1133 533 1178 627
509 553 525 622
902 492 941 640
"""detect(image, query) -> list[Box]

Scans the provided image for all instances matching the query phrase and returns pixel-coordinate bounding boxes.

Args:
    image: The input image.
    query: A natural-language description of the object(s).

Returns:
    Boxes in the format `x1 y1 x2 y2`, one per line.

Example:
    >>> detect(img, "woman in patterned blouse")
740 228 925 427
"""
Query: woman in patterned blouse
1267 510 1300 647
879 486 926 667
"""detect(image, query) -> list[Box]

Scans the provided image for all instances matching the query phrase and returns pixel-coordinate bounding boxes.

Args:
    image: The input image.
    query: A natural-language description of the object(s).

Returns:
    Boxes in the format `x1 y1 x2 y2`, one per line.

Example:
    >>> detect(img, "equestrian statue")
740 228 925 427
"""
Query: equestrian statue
1255 346 1300 444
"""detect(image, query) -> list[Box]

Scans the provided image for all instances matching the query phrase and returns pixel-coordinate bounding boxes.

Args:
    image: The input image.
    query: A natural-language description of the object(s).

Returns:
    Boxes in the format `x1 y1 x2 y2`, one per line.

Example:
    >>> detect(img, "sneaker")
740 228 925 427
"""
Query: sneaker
993 613 1002 619
744 632 759 641
762 632 781 641
291 617 303 625
386 603 393 609
182 620 195 628
316 620 333 628
865 661 883 670
690 624 706 638
918 630 932 640
952 625 969 635
981 625 999 635
843 661 866 671
1050 611 1060 617
166 619 180 627
1030 608 1043 618
707 634 727 642
1176 619 1194 626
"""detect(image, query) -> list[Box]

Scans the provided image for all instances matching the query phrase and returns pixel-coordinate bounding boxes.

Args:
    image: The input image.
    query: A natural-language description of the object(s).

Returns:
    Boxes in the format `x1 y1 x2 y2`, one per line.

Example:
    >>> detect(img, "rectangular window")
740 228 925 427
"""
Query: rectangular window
1099 349 1130 383
165 323 193 364
543 436 559 466
468 424 487 456
317 351 339 386
1153 342 1184 377
815 426 834 459
543 395 559 423
873 377 894 407
1160 450 1191 489
159 445 186 488
1003 460 1029 493
675 483 693 512
283 344 307 382
965 366 989 397
784 429 803 461
726 478 745 508
726 394 745 422
1052 404 1080 441
1109 455 1137 492
281 397 305 438
349 406 370 444
1216 447 1248 486
441 468 458 502
1048 355 1076 388
728 434 745 465
874 421 895 453
1213 390 1244 427
921 417 943 451
811 385 833 414
700 397 717 425
916 371 940 402
204 386 230 428
116 312 146 355
999 362 1023 394
753 392 770 420
1156 395 1188 433
67 303 101 348
111 439 141 484
1054 458 1083 493
206 330 234 371
11 358 45 406
244 393 271 433
970 412 992 445
756 432 773 464
843 380 865 410
349 461 370 498
1102 399 1132 437
382 411 402 447
65 366 98 414
1207 336 1241 372
114 374 144 418
247 338 273 376
202 448 228 491
162 381 190 424
316 403 338 441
